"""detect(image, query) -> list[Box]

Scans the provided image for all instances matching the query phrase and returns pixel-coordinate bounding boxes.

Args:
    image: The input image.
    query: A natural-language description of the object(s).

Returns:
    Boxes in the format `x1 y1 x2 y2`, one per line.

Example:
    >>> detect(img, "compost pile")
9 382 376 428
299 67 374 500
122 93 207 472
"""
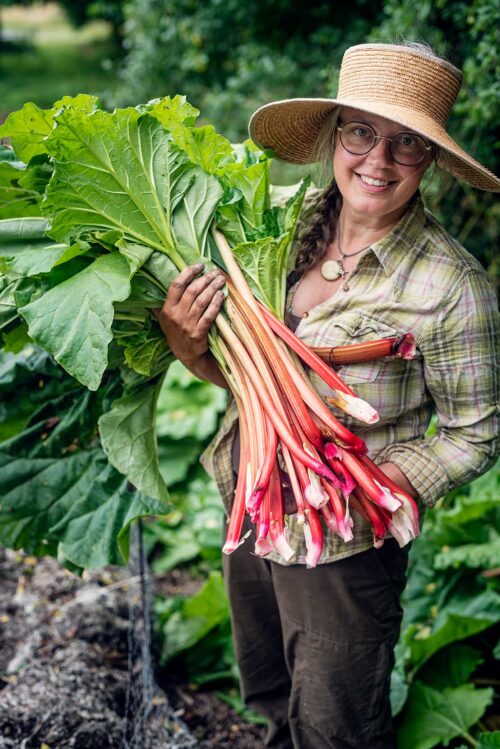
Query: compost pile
0 546 266 749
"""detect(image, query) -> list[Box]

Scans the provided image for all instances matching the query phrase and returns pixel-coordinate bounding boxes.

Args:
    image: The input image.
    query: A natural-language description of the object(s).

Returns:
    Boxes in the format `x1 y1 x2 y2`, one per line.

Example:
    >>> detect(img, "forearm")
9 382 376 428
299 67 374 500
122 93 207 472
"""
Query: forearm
184 350 230 390
374 422 499 507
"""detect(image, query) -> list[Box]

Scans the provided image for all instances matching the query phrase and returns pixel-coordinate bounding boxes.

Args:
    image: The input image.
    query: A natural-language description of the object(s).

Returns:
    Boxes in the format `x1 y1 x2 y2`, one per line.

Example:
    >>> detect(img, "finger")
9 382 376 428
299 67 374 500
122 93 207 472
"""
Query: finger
195 289 225 336
167 263 205 305
180 269 224 314
187 275 226 324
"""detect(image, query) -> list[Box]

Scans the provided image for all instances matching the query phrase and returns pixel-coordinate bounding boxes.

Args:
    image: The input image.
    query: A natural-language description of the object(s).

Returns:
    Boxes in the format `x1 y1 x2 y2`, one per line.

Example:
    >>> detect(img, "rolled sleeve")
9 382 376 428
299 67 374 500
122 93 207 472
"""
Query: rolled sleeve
376 270 499 507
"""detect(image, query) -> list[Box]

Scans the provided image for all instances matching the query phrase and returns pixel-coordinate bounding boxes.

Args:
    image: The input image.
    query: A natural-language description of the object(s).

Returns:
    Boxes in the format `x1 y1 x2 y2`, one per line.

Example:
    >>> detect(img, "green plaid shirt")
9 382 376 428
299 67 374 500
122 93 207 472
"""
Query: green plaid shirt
201 192 499 564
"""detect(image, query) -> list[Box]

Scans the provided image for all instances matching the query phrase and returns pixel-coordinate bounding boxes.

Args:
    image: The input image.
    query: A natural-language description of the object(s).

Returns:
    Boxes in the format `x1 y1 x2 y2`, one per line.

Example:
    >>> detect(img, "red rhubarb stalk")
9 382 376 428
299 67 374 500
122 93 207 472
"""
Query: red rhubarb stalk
340 450 403 512
303 507 323 568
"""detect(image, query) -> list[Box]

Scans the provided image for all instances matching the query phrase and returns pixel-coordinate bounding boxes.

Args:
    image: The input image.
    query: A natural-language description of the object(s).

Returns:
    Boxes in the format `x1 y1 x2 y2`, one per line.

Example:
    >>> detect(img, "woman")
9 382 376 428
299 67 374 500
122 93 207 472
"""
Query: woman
155 43 499 749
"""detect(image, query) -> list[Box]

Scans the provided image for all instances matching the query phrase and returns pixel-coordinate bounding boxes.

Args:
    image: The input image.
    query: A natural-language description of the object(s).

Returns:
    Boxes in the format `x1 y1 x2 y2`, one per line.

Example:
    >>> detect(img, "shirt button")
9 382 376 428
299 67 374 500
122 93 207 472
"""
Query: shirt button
303 311 309 318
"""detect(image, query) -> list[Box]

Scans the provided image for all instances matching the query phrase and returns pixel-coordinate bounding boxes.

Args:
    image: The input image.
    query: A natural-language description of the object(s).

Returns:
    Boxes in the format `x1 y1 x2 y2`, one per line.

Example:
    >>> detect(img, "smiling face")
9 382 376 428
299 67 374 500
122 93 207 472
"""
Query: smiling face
333 107 434 226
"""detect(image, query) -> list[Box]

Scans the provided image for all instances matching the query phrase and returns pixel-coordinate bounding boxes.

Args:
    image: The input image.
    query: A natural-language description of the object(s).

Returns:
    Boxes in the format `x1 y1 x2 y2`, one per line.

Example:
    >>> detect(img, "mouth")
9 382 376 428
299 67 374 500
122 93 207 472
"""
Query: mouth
356 173 397 189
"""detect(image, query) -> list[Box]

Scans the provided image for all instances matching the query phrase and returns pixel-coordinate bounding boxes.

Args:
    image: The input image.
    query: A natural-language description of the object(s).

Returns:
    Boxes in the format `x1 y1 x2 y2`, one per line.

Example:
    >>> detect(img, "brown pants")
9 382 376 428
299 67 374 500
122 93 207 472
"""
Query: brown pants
223 518 409 749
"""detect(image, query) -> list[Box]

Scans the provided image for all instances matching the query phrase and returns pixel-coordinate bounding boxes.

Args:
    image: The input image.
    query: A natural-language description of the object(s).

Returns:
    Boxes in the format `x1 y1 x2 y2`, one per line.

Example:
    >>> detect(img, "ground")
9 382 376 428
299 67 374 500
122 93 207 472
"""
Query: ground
0 548 266 748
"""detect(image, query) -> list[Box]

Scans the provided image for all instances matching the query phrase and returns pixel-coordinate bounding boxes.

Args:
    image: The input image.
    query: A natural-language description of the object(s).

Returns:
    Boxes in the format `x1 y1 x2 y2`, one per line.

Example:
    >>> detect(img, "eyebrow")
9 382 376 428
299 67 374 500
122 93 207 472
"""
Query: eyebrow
342 116 418 135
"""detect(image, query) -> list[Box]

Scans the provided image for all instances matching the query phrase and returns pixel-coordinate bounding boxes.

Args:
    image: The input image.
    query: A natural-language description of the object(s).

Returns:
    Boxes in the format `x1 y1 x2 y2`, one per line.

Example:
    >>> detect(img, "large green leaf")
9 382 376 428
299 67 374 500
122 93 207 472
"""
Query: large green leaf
0 347 164 568
0 276 21 338
0 216 78 276
397 682 493 749
43 107 223 267
0 162 42 219
434 536 500 570
156 360 227 441
478 733 500 748
19 253 132 390
0 348 76 440
53 462 165 569
216 160 270 240
231 233 290 316
417 645 484 690
159 571 230 661
98 375 169 502
406 590 500 669
0 95 99 163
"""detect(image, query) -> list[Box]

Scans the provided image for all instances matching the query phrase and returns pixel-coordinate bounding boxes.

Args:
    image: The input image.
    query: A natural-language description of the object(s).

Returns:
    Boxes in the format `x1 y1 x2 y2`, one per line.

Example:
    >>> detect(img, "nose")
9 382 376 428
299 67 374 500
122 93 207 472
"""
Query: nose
366 136 393 165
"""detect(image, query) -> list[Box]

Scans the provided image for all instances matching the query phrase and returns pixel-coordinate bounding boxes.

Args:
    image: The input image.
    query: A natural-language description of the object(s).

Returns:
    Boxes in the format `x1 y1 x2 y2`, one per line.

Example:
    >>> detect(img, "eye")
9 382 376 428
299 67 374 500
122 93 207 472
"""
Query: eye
352 126 371 139
396 133 417 147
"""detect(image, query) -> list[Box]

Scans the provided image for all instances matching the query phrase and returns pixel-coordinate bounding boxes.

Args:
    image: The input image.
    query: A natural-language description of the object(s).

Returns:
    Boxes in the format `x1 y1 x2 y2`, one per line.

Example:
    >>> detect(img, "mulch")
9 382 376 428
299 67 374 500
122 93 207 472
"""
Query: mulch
0 548 266 748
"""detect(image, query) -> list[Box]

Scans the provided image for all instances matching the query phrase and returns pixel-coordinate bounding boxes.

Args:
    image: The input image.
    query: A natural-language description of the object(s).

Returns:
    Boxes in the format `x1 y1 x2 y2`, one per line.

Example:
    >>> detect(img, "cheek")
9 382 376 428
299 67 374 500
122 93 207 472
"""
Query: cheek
333 148 362 182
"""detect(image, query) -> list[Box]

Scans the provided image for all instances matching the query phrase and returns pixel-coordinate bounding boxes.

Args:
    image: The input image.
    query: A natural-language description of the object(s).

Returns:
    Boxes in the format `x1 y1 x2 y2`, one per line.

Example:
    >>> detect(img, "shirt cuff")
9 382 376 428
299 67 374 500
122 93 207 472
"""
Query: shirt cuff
373 442 450 507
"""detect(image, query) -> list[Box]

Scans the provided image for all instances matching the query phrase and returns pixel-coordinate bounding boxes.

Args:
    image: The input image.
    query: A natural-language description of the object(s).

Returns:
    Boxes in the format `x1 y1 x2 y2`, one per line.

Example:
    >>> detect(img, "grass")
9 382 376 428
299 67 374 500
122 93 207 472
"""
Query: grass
0 2 122 117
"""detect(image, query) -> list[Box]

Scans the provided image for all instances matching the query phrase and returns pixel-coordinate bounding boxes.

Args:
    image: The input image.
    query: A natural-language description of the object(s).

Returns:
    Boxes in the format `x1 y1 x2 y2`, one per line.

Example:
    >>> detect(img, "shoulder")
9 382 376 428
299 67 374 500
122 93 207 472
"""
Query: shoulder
401 204 494 310
421 208 490 285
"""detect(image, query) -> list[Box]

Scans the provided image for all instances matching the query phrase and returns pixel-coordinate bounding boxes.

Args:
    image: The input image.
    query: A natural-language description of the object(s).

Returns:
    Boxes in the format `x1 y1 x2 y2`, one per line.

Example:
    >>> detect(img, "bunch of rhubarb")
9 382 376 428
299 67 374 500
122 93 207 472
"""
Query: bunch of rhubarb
0 94 420 565
209 232 419 565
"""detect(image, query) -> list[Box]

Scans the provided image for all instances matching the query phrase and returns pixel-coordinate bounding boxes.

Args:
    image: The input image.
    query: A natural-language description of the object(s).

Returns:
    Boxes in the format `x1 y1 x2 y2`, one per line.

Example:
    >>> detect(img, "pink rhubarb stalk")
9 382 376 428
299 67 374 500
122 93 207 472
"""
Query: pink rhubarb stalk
340 450 403 512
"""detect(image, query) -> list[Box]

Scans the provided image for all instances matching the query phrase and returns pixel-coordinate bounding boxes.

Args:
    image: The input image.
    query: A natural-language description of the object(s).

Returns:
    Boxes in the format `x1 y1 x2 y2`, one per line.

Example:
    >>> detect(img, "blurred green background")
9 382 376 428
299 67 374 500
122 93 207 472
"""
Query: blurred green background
0 0 498 278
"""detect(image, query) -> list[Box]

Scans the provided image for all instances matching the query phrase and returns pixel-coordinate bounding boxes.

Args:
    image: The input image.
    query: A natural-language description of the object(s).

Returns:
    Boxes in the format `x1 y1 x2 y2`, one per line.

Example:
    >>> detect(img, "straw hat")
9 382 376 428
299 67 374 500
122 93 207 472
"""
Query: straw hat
249 43 500 192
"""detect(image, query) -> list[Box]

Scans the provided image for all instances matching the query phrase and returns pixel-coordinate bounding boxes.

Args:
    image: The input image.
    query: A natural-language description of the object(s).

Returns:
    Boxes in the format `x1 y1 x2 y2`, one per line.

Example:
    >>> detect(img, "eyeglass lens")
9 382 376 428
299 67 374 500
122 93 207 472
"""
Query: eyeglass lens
340 122 428 165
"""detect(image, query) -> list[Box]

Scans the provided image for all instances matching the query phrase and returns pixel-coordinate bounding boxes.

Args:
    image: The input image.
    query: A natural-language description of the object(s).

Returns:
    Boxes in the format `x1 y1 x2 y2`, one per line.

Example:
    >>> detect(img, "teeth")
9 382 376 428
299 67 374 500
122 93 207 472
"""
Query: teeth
360 175 390 186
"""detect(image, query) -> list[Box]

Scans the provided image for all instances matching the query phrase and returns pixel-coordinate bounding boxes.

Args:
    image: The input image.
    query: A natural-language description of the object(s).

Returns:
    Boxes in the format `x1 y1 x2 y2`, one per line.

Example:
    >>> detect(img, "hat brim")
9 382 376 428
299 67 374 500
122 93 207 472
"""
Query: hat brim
249 98 500 192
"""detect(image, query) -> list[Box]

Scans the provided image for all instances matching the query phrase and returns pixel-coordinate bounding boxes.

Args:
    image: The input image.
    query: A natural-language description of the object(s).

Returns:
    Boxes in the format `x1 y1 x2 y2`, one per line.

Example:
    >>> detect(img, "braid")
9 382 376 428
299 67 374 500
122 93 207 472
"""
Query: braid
289 179 342 286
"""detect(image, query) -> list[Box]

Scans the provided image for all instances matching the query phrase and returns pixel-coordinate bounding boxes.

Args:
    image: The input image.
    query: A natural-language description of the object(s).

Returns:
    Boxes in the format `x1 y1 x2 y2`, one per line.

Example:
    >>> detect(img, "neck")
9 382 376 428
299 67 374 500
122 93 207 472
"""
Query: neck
337 202 409 250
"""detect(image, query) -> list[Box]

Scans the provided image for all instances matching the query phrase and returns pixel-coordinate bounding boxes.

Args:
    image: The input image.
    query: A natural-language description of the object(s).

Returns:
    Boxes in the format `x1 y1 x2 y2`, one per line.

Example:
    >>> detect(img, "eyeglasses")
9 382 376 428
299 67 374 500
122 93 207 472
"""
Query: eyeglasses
337 121 433 166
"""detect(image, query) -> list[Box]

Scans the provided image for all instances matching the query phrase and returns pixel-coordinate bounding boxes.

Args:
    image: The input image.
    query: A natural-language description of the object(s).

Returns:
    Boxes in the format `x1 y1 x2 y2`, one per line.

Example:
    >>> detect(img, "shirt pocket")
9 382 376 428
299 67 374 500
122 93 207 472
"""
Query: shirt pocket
328 313 400 385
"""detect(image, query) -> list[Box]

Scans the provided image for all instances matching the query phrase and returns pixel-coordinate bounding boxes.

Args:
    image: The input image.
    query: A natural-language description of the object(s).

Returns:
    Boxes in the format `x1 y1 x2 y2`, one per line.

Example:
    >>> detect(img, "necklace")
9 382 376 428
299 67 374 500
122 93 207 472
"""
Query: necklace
320 227 371 284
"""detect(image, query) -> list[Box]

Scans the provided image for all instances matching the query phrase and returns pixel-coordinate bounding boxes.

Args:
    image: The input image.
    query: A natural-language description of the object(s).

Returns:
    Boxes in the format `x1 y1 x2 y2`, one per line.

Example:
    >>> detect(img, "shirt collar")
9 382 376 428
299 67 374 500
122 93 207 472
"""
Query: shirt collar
368 192 427 278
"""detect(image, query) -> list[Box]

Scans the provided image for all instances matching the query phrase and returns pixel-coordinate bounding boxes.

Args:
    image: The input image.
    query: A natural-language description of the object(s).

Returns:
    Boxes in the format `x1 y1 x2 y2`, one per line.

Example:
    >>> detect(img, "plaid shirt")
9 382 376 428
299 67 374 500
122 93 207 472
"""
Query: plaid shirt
201 192 499 564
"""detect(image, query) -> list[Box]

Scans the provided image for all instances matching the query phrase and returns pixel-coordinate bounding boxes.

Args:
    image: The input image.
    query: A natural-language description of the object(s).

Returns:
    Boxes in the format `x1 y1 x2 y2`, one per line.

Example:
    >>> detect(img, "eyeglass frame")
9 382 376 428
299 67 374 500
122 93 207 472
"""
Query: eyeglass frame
336 120 434 166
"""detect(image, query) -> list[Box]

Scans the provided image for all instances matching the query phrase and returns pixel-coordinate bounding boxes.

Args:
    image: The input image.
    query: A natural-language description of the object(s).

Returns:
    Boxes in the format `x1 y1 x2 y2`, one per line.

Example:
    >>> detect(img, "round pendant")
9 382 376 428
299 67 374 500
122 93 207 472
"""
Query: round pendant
320 260 343 281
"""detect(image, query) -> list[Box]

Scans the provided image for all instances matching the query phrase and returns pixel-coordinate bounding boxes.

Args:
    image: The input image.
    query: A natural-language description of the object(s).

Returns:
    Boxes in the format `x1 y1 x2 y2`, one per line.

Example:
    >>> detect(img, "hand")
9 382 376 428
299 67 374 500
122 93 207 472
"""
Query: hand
153 263 225 368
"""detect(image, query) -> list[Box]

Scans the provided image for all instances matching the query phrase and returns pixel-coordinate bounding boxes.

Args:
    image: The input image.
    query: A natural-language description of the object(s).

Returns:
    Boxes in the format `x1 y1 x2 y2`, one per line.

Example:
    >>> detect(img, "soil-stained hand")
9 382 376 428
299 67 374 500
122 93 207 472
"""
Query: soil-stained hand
153 263 225 367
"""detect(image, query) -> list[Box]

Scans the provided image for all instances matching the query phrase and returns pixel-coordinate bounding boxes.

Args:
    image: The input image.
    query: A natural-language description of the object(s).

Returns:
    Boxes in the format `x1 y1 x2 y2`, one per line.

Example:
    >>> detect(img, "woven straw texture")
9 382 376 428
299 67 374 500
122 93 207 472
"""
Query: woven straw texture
249 44 500 192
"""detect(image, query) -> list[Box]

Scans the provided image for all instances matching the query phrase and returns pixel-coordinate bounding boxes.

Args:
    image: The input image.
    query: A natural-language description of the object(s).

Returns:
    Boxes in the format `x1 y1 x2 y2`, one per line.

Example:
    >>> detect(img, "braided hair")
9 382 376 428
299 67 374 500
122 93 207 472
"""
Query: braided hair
288 109 343 287
292 179 342 279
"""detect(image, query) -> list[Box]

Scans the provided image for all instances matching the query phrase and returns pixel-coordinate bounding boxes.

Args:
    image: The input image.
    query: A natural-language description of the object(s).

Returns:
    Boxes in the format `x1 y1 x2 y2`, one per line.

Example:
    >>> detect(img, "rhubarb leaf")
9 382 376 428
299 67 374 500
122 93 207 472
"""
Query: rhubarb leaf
416 644 484 690
217 160 270 240
122 327 172 378
0 347 165 569
140 94 200 129
2 321 31 353
231 233 290 316
53 462 166 569
397 682 493 749
478 733 500 748
158 571 230 661
434 536 500 570
405 590 500 670
0 95 99 163
19 253 132 390
43 107 223 266
170 124 234 174
98 374 169 502
0 161 42 218
0 217 87 278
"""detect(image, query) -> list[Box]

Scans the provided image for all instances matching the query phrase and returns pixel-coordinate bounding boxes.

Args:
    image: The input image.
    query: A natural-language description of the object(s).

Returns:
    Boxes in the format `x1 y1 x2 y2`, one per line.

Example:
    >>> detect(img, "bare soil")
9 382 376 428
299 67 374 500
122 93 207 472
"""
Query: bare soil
0 548 266 748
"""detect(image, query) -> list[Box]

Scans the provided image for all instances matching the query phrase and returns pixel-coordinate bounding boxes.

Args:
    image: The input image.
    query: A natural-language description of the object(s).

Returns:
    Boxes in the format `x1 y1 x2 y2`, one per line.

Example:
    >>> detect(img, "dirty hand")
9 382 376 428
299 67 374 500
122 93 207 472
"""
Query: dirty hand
153 263 225 368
